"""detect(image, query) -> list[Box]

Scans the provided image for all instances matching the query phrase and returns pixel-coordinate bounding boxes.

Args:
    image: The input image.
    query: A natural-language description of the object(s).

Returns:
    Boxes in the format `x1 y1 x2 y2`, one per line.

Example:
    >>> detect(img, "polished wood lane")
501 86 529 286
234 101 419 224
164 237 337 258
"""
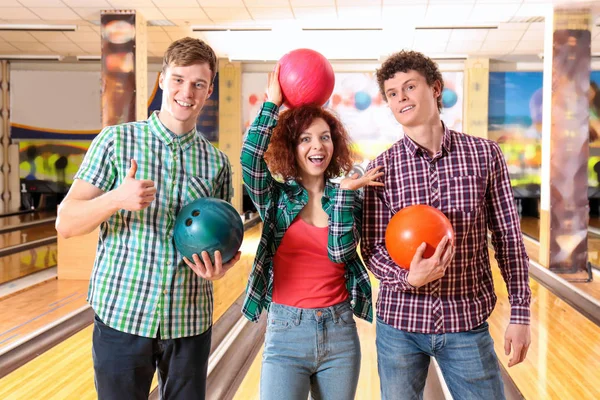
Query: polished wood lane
0 224 262 399
232 286 381 400
0 244 57 285
589 217 600 230
234 256 600 400
520 216 540 240
489 248 600 399
0 279 88 353
0 222 56 249
0 211 55 229
520 216 600 299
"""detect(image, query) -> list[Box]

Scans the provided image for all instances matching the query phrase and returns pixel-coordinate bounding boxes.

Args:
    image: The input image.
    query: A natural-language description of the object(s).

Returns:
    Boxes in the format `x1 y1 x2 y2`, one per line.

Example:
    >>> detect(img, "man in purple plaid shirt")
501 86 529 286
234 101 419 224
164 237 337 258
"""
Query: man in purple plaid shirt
362 50 532 400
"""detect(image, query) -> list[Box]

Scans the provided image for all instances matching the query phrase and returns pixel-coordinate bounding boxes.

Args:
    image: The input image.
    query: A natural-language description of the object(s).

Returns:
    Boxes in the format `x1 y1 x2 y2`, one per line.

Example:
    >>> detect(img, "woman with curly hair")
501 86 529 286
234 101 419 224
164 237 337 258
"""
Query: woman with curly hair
240 64 383 400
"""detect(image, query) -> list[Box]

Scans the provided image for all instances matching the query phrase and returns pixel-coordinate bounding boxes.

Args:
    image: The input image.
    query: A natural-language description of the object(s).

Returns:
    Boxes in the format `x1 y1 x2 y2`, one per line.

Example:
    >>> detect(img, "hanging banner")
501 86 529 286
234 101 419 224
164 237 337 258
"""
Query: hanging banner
549 8 592 277
101 11 137 127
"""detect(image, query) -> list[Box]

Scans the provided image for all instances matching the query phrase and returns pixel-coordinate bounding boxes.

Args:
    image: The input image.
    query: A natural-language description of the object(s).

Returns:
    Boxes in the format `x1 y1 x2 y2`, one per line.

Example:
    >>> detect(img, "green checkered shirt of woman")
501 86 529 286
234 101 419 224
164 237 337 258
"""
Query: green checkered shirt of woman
240 101 373 323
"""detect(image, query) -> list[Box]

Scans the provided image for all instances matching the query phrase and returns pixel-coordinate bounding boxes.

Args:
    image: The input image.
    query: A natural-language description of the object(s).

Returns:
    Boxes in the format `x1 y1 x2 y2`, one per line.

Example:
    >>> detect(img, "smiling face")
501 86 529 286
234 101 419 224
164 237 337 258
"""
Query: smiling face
295 117 334 180
383 69 441 129
158 62 214 135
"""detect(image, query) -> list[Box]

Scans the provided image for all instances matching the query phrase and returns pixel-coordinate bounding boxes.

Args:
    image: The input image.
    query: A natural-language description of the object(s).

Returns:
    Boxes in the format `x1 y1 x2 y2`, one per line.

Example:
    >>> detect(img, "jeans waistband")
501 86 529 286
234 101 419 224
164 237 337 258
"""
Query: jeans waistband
268 301 352 323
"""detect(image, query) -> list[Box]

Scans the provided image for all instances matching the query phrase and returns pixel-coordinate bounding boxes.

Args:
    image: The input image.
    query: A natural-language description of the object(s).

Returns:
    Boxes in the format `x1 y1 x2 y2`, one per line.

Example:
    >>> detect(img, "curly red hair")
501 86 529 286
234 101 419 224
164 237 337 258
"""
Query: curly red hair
264 105 354 180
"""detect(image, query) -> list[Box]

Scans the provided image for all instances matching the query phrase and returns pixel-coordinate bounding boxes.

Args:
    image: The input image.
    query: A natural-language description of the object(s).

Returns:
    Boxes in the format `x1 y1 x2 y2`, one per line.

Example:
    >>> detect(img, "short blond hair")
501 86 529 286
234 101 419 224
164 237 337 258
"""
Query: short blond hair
162 37 218 84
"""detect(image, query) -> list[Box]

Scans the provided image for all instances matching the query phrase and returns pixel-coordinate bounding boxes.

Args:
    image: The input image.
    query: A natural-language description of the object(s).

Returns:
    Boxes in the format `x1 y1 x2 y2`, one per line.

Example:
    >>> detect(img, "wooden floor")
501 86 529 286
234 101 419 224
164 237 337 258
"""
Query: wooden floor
0 279 88 353
232 258 600 400
589 217 600 230
0 220 58 285
233 280 381 400
0 244 57 285
0 211 55 229
0 223 262 400
520 216 600 299
0 222 56 249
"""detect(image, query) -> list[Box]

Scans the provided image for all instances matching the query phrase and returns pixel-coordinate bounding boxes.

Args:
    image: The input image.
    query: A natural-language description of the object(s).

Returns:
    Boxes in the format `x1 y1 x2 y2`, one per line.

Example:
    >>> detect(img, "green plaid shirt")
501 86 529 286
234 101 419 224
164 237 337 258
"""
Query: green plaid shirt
75 111 232 339
241 102 373 323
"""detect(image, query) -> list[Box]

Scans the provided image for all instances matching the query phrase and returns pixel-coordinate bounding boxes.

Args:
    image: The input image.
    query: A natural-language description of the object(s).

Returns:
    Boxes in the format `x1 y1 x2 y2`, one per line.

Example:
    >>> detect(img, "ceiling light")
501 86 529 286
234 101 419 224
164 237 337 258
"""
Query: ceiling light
77 55 101 61
0 55 64 61
416 25 497 30
191 25 271 32
302 28 382 32
0 24 77 32
147 20 176 27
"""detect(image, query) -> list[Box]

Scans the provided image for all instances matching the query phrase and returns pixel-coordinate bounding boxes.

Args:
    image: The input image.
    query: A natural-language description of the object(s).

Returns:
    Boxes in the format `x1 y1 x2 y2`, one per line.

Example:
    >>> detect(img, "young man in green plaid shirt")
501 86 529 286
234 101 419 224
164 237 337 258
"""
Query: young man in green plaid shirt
56 38 239 400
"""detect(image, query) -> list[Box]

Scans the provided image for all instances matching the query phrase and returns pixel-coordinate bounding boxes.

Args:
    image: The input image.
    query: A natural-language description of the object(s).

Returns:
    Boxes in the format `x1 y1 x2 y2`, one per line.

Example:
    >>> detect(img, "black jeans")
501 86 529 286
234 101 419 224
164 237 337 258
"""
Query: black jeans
92 314 212 400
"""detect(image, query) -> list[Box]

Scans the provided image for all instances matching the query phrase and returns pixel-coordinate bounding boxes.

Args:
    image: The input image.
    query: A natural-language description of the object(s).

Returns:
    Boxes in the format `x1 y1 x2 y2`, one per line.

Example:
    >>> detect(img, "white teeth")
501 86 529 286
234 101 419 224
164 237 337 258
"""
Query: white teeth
309 156 324 161
401 105 414 113
176 100 192 107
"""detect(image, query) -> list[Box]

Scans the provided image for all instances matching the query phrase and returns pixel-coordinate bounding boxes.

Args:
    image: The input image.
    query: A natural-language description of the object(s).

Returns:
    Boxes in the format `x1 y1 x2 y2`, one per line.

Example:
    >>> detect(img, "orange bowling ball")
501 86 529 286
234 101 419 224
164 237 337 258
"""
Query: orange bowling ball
385 204 454 270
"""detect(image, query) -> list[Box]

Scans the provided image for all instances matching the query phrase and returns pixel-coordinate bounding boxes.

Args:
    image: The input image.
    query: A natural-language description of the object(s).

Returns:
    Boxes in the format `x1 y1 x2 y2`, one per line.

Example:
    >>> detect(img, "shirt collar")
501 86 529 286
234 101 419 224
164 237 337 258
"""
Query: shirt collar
403 121 453 158
148 111 198 150
284 178 338 200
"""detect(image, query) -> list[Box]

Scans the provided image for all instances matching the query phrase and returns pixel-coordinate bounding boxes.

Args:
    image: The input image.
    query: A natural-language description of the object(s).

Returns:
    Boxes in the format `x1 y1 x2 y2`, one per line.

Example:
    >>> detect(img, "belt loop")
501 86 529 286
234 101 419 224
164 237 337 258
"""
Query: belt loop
330 305 339 323
296 307 301 325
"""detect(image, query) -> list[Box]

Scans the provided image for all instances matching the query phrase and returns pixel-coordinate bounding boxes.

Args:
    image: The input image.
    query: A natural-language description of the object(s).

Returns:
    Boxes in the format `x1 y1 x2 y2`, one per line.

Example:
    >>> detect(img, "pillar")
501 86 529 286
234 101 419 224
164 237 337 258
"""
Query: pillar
463 57 490 139
218 59 243 213
58 10 148 280
539 6 592 280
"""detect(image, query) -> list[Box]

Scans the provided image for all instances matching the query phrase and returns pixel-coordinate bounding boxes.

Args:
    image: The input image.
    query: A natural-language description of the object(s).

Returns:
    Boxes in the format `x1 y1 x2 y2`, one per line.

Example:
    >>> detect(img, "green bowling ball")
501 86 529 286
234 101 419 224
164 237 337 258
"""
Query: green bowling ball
174 197 243 263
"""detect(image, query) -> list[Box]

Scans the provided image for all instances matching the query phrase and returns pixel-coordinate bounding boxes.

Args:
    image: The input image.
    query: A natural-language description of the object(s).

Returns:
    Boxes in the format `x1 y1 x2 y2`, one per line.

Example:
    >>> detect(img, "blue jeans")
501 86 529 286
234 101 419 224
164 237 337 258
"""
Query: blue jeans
260 301 361 400
376 317 505 400
92 314 211 400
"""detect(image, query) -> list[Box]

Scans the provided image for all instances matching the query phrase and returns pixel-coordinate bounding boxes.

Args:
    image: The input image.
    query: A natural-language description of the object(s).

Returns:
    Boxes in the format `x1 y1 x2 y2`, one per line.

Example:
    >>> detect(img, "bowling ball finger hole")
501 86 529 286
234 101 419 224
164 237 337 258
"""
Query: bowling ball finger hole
192 210 200 217
185 218 193 227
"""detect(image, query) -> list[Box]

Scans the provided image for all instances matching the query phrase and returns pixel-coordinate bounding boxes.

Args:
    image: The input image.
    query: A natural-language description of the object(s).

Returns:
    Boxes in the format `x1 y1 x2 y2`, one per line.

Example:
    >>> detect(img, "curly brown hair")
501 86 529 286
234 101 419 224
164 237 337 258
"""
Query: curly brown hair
162 37 218 85
264 105 354 181
376 50 444 112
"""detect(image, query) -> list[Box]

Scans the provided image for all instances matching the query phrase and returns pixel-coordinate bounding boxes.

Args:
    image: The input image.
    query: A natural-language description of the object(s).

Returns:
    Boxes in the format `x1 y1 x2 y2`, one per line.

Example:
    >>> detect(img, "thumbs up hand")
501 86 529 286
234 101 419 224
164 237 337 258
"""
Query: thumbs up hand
114 159 156 211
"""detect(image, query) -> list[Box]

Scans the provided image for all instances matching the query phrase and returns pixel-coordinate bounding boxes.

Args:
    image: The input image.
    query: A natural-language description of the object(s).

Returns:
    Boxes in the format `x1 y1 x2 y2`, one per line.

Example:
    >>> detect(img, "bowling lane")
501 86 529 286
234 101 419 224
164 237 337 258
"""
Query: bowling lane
520 216 600 299
0 211 55 229
488 248 600 399
521 216 600 266
234 252 600 399
0 279 88 354
0 223 262 399
0 244 57 285
589 217 600 231
0 222 56 249
233 278 381 400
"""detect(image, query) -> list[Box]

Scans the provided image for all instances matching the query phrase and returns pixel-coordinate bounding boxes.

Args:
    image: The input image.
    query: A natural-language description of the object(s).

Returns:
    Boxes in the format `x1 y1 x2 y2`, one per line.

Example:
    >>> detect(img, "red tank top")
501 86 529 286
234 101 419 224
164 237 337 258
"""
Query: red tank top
272 217 349 308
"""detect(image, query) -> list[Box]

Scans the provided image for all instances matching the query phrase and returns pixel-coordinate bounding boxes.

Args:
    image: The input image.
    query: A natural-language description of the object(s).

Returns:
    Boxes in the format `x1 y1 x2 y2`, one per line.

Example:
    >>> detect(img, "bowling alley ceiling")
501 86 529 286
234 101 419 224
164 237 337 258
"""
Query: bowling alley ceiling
0 0 599 62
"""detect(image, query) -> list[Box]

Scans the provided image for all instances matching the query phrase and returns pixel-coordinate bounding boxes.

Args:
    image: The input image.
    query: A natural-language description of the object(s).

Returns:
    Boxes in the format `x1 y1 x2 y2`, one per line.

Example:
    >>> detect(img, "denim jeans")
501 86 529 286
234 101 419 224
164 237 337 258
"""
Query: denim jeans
260 301 361 400
92 314 212 400
376 317 505 400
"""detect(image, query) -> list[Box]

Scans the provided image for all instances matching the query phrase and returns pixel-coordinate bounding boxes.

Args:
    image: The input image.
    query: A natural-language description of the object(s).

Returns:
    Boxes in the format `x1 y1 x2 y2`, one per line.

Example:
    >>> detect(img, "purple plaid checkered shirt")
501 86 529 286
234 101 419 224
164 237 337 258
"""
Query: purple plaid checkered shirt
362 124 531 333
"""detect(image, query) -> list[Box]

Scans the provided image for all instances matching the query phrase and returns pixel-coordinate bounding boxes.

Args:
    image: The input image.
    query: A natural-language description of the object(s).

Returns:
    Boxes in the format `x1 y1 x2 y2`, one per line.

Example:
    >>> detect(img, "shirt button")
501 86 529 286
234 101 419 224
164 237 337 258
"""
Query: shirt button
163 289 168 295
167 260 172 265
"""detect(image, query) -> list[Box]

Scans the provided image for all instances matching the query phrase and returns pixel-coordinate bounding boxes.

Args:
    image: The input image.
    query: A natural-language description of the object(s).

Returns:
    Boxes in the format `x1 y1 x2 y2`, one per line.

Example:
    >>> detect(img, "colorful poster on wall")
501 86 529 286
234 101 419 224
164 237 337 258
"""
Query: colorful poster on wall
242 70 463 173
19 141 89 186
488 70 600 189
15 72 163 184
